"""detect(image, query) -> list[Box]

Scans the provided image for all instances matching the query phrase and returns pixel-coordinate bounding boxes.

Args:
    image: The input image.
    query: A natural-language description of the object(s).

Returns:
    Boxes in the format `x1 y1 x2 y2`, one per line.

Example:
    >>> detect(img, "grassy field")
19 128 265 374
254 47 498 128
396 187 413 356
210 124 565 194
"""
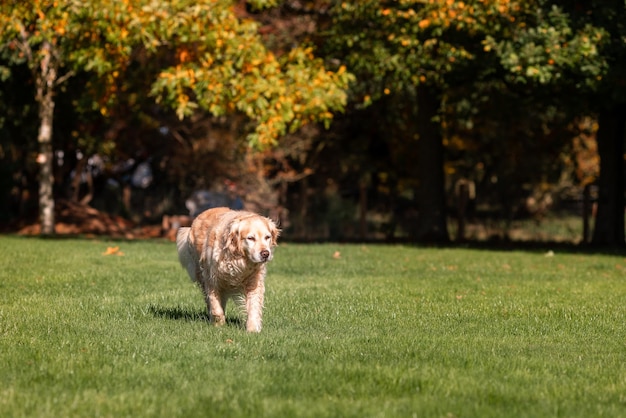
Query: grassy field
0 235 625 418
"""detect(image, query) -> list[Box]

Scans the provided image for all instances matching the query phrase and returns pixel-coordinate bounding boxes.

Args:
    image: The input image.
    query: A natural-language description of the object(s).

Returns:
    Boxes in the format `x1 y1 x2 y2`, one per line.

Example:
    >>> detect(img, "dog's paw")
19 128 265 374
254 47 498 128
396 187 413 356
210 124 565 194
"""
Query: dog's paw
246 321 262 333
211 315 226 327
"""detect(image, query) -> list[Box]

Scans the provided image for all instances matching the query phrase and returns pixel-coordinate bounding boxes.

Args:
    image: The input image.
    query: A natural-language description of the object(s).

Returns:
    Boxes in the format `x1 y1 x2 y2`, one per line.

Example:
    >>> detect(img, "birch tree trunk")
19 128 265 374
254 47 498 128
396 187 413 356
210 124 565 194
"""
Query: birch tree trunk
35 41 57 235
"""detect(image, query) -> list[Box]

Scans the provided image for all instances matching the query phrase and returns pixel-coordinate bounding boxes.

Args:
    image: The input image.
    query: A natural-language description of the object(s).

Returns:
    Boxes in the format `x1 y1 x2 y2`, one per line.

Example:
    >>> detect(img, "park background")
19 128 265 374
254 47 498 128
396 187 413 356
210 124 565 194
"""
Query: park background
1 0 625 246
2 3 625 417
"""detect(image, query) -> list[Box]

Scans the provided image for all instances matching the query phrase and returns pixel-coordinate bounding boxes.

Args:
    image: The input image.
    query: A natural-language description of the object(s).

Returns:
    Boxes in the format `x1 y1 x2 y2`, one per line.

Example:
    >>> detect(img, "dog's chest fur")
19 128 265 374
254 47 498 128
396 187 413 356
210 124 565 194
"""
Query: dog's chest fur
206 245 265 290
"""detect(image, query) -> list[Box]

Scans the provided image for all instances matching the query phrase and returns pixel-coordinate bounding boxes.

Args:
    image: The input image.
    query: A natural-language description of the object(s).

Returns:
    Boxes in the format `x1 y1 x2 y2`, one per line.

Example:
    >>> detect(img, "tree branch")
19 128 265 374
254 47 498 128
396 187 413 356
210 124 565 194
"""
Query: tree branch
55 70 75 86
16 22 33 63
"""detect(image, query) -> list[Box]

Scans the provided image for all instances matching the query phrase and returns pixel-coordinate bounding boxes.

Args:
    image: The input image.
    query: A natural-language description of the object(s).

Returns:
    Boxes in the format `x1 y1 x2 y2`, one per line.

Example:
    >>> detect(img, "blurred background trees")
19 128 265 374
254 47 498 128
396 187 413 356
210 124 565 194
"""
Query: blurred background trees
1 0 624 246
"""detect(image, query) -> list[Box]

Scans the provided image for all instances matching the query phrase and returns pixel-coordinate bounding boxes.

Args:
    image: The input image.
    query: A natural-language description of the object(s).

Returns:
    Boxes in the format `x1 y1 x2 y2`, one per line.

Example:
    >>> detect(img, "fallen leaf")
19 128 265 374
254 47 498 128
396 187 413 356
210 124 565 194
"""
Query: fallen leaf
103 246 124 256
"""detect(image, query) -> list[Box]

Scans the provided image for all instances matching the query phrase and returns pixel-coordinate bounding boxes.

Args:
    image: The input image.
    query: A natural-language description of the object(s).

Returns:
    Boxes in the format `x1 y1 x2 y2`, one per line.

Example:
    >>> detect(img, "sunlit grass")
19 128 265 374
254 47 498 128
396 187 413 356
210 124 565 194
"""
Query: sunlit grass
1 236 625 417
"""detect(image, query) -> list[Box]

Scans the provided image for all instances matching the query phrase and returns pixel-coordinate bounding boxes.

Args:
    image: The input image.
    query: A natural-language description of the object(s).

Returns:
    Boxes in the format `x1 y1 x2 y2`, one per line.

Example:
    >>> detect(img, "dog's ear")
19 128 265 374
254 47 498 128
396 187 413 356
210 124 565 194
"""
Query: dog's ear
268 219 281 246
227 220 243 256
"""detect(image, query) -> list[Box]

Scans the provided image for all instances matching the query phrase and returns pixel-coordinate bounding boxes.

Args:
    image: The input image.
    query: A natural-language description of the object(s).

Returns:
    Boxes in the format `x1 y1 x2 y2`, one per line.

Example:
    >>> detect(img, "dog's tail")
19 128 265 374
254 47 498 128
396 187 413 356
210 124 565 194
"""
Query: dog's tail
176 227 198 282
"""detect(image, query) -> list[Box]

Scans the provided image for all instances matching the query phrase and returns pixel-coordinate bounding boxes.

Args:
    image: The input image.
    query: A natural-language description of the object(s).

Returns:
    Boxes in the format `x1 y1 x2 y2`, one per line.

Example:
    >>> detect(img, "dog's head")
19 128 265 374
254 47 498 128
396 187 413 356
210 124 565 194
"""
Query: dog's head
228 214 280 263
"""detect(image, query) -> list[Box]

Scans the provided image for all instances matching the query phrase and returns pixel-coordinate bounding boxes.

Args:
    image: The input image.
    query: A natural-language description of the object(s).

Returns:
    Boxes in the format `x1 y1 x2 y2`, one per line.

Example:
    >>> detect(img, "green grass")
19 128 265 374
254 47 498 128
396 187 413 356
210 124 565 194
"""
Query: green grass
1 236 625 418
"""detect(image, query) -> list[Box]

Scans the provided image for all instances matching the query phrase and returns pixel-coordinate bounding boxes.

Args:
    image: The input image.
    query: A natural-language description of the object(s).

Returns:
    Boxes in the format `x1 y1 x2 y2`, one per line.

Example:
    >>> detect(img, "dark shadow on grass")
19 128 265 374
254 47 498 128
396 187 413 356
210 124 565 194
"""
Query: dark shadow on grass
283 237 625 256
148 304 244 328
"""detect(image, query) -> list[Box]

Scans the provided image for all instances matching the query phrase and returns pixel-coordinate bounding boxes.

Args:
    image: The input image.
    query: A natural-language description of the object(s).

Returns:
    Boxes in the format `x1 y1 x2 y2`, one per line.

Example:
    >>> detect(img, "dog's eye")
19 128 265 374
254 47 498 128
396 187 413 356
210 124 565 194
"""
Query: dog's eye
264 235 271 241
247 235 256 241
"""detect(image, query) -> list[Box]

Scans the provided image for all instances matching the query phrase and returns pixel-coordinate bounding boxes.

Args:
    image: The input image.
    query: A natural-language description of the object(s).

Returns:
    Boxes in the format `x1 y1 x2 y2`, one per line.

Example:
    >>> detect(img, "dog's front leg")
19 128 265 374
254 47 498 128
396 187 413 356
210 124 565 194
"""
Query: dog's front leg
207 289 226 326
245 280 265 332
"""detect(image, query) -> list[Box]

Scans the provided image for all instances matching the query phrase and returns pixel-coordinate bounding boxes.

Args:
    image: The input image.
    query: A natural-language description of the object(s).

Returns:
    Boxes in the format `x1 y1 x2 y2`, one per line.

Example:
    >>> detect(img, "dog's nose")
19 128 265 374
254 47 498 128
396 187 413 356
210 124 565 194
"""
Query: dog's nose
260 249 270 260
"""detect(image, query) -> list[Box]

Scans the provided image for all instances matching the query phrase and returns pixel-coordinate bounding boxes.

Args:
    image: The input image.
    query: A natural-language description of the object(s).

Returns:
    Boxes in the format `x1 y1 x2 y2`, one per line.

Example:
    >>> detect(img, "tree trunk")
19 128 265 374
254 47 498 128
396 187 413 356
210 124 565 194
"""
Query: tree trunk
415 85 449 243
592 103 626 246
358 175 368 239
36 41 57 235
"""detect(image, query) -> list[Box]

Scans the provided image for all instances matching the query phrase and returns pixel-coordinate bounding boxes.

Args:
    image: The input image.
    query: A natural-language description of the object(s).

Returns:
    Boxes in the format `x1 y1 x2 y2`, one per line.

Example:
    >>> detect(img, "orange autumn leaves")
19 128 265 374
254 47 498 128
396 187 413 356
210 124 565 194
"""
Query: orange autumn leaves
380 0 522 31
156 38 351 148
140 1 353 148
3 0 352 150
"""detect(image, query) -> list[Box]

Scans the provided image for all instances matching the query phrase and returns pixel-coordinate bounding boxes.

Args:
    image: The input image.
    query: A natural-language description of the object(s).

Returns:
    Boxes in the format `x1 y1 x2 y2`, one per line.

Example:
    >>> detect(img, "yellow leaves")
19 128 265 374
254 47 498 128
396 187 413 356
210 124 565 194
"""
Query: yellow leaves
525 66 539 77
178 92 189 106
158 71 174 80
418 19 430 29
186 68 196 82
126 4 350 149
265 51 277 65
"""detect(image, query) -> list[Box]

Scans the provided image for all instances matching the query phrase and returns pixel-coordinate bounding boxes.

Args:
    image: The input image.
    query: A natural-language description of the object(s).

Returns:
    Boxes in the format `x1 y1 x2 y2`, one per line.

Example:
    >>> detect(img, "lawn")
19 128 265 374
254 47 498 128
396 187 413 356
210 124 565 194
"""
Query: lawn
0 235 624 417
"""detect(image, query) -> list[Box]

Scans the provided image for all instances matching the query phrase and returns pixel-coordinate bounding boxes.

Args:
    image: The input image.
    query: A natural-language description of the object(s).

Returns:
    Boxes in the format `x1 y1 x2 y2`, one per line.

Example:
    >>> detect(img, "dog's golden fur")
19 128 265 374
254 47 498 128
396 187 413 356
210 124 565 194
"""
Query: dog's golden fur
176 207 279 332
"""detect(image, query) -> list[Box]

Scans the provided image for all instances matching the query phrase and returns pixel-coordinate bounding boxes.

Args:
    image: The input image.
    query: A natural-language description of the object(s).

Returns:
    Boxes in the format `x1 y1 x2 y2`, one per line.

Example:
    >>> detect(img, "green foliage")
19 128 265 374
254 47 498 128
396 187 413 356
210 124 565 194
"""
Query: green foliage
325 0 519 102
1 237 625 417
484 5 608 86
324 1 612 103
245 0 280 11
0 0 352 148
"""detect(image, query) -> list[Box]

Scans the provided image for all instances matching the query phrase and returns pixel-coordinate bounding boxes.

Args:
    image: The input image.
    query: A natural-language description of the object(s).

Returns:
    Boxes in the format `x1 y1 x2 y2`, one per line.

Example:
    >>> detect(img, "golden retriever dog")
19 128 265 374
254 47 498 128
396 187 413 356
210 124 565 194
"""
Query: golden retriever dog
176 207 279 332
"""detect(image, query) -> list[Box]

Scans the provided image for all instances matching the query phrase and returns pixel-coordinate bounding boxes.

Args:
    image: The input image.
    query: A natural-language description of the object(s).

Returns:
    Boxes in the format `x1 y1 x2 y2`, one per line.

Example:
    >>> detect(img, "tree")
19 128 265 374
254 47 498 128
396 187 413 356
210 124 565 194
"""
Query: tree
486 1 625 245
0 2 76 234
323 0 531 242
0 0 352 234
323 0 616 243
